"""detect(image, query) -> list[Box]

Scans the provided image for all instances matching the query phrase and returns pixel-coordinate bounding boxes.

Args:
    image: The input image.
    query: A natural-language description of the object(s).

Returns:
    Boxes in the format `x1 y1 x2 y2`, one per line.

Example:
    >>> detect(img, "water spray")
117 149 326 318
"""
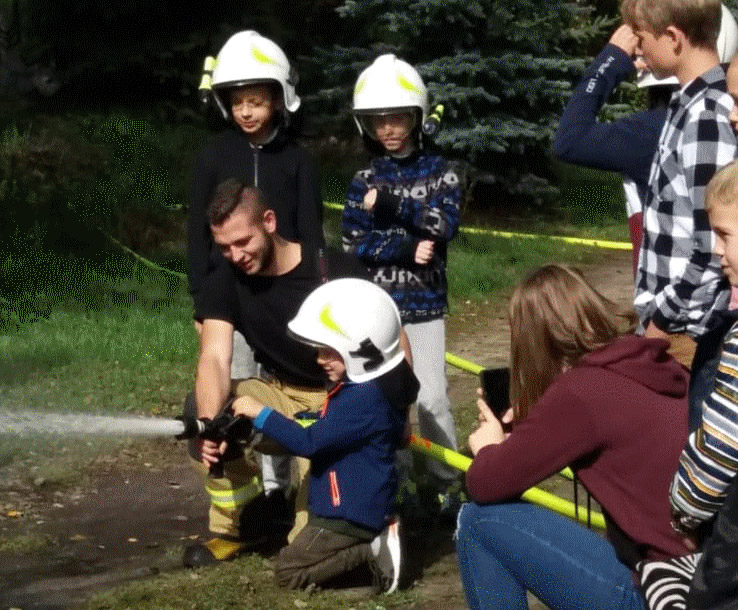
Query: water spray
0 408 252 479
0 410 603 527
0 410 187 439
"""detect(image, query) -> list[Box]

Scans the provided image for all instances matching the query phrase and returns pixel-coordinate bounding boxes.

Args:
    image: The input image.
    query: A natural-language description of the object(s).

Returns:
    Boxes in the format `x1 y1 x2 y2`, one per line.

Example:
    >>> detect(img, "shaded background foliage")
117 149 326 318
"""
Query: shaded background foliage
8 0 343 113
1 0 642 228
306 0 615 208
3 0 616 223
5 0 738 260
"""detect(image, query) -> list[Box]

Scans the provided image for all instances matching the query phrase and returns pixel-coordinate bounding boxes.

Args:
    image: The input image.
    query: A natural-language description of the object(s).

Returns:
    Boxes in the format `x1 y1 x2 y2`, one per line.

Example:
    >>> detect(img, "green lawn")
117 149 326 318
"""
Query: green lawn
0 209 615 426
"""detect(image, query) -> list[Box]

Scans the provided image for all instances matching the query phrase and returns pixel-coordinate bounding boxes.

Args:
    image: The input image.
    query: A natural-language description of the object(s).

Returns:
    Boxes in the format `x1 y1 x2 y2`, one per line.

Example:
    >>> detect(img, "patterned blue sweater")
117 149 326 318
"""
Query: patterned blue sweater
341 152 461 323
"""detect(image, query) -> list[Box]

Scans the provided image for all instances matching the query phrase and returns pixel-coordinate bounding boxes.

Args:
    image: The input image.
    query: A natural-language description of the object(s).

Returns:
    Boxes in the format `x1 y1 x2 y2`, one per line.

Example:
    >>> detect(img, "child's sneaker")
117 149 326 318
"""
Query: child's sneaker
369 517 402 594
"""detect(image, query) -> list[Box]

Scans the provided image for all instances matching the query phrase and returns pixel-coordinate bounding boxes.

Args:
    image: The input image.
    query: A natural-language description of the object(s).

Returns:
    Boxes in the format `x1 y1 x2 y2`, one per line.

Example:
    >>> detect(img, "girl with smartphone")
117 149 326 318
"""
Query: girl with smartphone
456 264 694 610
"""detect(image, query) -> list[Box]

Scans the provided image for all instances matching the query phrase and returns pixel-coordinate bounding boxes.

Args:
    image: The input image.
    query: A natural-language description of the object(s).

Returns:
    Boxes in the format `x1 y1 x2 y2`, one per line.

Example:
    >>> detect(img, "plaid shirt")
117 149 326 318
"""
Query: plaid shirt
634 65 734 338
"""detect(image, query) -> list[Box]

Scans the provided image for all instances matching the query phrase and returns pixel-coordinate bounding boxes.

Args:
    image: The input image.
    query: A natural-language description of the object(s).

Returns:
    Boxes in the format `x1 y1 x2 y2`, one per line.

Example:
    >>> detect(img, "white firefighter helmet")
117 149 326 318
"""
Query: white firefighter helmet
352 54 429 139
287 278 404 383
637 3 738 87
208 30 300 119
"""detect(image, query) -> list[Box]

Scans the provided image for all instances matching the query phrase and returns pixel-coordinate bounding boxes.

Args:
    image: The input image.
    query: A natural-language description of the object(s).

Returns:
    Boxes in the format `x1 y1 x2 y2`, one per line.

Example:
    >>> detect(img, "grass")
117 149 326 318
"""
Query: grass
81 553 421 610
447 228 593 308
0 254 196 414
0 250 197 477
0 532 55 554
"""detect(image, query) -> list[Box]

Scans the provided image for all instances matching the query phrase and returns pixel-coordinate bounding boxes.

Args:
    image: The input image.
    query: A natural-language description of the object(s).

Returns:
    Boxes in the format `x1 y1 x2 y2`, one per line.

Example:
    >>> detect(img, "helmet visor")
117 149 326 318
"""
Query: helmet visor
353 107 419 139
286 326 328 350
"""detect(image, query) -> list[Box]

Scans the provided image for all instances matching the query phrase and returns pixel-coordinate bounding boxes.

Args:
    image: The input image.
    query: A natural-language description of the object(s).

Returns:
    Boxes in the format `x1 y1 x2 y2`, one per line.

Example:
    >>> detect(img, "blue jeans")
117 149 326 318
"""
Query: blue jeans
455 502 646 610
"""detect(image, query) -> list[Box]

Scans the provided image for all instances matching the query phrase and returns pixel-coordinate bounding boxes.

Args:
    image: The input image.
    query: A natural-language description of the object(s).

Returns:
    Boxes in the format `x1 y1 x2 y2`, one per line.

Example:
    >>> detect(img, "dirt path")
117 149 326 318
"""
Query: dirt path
0 250 634 610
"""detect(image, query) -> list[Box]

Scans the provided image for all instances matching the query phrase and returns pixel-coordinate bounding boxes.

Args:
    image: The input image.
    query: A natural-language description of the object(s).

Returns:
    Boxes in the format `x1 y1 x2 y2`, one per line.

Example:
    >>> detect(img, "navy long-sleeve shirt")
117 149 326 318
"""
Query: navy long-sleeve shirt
254 379 408 533
552 44 667 197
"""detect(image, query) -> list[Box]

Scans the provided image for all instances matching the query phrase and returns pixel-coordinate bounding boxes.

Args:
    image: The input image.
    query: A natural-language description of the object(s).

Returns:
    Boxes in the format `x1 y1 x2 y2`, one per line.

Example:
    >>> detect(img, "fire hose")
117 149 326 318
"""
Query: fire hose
176 409 605 530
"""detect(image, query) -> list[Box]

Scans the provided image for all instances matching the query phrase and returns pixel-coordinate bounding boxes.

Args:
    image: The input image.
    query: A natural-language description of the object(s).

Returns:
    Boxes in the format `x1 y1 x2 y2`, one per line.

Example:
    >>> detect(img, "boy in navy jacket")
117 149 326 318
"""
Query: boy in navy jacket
232 279 419 593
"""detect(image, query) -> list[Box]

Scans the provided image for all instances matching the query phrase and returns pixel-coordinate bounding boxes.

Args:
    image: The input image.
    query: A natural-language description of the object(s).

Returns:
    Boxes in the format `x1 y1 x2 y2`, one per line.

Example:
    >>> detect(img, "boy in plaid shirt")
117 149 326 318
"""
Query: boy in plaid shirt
622 0 738 427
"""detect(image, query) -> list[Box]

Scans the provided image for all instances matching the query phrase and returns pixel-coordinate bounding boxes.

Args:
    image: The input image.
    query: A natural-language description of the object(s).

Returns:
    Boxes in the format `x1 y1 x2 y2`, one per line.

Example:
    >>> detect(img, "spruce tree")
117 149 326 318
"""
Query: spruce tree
307 0 613 208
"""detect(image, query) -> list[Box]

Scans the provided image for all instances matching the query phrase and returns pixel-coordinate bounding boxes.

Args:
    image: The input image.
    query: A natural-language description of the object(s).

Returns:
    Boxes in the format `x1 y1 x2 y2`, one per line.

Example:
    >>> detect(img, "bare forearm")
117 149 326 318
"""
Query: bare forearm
195 354 231 419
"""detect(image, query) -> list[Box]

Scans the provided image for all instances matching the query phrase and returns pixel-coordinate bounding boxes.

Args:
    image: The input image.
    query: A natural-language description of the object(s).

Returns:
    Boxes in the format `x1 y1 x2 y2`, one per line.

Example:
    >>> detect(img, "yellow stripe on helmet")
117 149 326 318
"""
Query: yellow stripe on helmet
251 45 280 65
397 73 422 94
319 304 349 337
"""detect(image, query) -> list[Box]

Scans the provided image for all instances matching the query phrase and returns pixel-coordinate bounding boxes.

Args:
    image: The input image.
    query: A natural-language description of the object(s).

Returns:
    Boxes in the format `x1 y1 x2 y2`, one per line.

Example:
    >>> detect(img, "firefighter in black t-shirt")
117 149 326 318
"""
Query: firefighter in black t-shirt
183 178 386 568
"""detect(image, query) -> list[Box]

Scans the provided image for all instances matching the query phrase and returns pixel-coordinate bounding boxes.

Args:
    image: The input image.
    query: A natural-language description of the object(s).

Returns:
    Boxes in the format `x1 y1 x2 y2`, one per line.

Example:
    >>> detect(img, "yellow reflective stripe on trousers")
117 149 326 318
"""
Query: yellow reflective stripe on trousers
206 477 262 509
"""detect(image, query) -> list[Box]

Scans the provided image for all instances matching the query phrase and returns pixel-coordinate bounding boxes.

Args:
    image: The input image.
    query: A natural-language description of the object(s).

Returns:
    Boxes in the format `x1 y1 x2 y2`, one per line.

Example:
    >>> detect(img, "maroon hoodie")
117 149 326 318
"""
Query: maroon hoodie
466 335 691 559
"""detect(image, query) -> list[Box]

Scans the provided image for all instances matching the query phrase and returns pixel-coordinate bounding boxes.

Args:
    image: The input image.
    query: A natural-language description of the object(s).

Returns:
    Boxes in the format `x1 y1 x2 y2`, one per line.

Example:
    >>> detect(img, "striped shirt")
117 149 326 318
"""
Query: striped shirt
671 320 738 527
634 65 734 338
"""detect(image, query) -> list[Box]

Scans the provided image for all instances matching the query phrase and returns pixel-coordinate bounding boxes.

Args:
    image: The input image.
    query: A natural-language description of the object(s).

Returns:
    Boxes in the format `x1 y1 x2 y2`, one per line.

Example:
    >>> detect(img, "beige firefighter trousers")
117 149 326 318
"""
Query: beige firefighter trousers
190 377 326 543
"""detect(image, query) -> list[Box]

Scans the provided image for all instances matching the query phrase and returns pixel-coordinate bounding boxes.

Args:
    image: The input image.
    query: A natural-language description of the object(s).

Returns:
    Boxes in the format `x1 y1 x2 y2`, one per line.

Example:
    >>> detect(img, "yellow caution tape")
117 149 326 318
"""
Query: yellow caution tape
323 201 632 251
445 352 484 375
461 226 632 250
408 434 606 529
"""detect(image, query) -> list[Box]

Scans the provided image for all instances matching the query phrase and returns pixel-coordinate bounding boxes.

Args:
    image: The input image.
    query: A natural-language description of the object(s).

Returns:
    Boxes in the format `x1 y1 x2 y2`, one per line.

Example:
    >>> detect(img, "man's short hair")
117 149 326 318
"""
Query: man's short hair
207 179 269 226
706 159 738 212
621 0 721 48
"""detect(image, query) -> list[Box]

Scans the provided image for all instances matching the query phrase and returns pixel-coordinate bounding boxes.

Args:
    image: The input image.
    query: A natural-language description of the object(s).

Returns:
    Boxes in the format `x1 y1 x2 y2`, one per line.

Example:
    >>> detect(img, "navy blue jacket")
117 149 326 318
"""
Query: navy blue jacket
552 44 667 196
254 374 411 533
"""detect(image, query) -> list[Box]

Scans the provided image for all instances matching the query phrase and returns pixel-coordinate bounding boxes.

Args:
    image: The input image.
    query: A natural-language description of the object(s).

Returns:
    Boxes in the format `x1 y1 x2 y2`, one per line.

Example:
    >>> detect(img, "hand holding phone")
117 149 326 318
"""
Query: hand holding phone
479 367 510 420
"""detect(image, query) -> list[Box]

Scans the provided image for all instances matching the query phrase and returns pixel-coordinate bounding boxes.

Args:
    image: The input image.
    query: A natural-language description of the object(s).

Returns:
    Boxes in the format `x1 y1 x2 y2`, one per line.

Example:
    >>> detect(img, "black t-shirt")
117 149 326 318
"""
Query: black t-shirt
196 246 368 387
187 128 325 313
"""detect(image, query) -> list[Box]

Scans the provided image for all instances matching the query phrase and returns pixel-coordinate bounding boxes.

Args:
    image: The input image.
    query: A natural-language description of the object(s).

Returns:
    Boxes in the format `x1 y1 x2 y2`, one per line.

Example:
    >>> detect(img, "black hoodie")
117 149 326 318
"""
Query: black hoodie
187 127 324 311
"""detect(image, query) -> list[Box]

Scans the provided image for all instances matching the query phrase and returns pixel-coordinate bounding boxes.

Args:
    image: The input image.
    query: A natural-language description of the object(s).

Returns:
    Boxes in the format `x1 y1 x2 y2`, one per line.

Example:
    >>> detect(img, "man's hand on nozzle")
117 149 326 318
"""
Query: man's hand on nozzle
609 24 639 59
197 438 227 468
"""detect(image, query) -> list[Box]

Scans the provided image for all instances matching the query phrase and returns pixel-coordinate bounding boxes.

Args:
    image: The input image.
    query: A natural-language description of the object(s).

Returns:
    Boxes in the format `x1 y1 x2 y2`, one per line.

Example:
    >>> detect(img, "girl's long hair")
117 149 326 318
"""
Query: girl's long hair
508 264 636 422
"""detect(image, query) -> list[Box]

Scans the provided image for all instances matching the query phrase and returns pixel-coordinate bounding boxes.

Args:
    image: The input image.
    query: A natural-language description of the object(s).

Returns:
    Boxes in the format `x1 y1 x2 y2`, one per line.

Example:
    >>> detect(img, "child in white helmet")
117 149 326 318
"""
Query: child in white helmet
187 30 324 560
190 30 324 311
231 279 419 593
341 54 462 518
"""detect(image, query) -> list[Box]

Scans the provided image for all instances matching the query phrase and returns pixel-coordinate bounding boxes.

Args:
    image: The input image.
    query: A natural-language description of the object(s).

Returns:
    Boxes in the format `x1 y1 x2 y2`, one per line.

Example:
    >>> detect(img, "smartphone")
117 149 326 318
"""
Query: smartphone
479 367 510 420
